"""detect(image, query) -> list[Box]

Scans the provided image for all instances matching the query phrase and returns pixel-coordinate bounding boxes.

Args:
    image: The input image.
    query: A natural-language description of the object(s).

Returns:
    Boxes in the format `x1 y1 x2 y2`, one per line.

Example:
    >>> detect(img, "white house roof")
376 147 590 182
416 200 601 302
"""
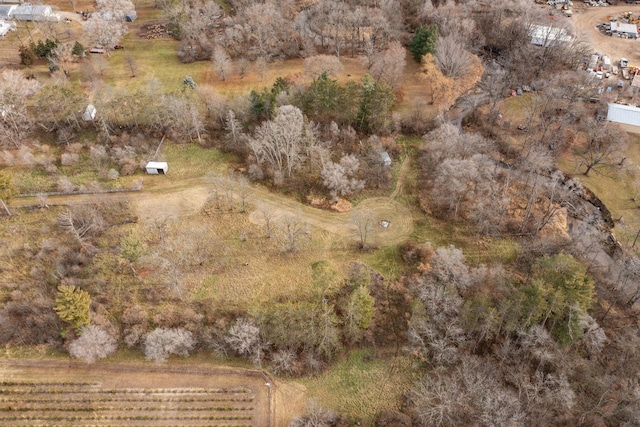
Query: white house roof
610 21 638 35
607 103 640 127
529 24 572 46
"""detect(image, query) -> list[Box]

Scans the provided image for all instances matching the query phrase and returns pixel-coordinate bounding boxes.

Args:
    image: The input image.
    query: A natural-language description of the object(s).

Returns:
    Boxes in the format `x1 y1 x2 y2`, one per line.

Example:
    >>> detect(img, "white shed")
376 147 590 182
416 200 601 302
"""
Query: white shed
380 151 392 167
607 103 640 127
82 104 96 121
145 162 168 174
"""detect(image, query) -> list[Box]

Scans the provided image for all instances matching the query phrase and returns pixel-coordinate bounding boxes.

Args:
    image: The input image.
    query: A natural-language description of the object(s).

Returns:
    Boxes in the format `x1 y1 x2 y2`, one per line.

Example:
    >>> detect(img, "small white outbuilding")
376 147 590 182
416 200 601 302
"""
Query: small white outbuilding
145 162 168 175
82 104 96 121
380 151 392 167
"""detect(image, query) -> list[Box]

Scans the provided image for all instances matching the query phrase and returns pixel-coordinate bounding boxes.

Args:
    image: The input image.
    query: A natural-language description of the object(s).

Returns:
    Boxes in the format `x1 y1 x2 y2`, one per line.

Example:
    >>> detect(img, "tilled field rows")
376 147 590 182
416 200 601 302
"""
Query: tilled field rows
0 381 257 426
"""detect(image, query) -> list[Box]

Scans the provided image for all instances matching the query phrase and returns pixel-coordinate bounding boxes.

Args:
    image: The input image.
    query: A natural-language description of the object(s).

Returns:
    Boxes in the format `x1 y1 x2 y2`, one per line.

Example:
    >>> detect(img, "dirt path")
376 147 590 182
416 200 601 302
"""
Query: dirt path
572 4 640 65
13 169 415 247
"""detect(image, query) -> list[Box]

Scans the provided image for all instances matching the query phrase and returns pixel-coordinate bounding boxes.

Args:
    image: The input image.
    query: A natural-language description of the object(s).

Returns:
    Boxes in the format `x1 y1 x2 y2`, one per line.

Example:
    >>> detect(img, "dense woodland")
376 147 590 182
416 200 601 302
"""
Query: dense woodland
2 0 640 425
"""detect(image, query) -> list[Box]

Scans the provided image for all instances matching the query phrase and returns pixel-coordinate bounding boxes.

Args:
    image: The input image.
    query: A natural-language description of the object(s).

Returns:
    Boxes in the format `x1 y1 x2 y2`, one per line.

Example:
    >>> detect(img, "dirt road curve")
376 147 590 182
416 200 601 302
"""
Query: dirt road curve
572 4 640 65
12 162 415 247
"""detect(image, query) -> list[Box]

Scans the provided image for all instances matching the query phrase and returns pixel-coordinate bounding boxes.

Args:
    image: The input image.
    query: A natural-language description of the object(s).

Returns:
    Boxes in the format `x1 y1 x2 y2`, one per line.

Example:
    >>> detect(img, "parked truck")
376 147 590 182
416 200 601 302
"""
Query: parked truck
602 56 611 70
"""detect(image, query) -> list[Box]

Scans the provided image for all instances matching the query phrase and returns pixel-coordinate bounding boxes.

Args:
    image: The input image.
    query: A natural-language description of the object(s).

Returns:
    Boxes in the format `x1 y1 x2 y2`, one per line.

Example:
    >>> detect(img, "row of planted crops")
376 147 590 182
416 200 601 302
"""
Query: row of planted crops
0 381 257 426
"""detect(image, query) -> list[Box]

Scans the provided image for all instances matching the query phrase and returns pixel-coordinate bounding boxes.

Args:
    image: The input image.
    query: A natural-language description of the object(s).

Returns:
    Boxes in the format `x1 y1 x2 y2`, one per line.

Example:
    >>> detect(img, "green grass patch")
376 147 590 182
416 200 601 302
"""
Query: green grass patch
162 142 236 180
10 168 56 194
367 246 404 280
558 133 640 252
300 350 415 425
410 217 520 266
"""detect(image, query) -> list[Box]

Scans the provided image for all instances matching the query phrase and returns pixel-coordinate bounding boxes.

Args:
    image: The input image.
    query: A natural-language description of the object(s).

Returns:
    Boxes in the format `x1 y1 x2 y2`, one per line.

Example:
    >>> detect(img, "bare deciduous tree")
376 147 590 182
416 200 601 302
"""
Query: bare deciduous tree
257 203 276 238
211 45 232 81
124 52 138 78
83 14 127 56
69 325 117 363
411 356 524 426
303 54 344 79
224 318 263 365
143 327 196 363
290 399 338 427
158 94 205 143
249 105 316 184
196 85 227 128
575 118 627 176
255 56 268 82
321 154 364 202
351 210 375 250
91 55 110 77
278 212 310 253
368 41 406 89
435 36 475 79
224 110 245 151
0 70 41 148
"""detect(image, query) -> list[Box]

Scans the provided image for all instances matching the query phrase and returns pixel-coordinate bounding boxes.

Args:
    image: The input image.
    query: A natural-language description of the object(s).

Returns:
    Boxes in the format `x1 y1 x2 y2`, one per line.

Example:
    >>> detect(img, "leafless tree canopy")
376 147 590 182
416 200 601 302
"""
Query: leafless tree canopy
69 325 118 363
143 327 196 363
435 36 474 79
249 105 317 184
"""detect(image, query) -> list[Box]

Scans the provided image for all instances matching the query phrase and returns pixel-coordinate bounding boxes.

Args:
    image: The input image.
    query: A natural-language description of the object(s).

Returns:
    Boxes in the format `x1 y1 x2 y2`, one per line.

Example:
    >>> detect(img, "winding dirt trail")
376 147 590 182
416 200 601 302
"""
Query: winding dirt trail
12 158 415 247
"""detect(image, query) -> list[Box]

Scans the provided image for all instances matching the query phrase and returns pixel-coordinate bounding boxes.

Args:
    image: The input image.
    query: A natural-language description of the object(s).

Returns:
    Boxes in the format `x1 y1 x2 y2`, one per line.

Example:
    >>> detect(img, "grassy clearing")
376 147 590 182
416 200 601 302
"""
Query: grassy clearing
299 349 416 425
559 134 640 252
159 142 236 181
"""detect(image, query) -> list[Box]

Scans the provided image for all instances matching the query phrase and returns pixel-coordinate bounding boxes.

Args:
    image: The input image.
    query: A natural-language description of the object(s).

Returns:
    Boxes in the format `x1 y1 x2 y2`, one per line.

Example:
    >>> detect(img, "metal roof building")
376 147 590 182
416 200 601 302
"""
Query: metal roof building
0 5 16 20
607 103 640 127
11 5 58 22
529 24 572 46
610 22 638 38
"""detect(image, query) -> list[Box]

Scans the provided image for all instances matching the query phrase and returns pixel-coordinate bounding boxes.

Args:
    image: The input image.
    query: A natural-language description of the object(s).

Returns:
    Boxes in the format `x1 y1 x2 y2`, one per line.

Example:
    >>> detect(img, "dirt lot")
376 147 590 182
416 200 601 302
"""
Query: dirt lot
572 3 640 65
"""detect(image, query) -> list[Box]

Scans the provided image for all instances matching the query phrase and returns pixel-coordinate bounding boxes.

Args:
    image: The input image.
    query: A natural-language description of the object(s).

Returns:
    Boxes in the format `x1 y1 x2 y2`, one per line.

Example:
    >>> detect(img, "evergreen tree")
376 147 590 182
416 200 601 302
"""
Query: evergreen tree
356 74 395 133
344 285 375 343
408 25 438 62
54 285 91 334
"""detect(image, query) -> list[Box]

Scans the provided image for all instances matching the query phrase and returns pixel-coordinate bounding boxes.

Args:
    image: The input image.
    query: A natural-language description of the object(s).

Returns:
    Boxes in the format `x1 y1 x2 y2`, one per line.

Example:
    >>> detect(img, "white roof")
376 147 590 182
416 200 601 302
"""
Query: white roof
13 5 52 15
610 22 638 35
607 103 640 127
0 5 15 18
146 162 168 168
529 24 572 45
